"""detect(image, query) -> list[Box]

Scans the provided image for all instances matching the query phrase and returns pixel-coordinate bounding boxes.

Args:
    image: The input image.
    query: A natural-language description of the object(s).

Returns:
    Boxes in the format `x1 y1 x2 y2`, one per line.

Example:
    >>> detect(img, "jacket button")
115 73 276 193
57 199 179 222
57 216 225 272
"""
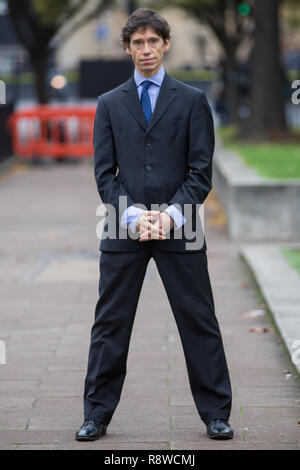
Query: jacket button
146 141 151 147
146 165 152 171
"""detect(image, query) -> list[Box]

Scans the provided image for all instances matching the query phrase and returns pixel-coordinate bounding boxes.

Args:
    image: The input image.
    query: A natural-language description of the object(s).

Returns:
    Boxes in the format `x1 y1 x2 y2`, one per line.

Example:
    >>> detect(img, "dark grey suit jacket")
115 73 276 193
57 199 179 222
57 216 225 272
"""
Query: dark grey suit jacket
93 71 215 252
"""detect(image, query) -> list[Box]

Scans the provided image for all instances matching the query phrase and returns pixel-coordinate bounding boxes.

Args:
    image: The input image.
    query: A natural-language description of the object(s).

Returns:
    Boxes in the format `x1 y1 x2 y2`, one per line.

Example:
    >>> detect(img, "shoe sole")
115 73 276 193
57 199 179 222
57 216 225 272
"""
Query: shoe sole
208 432 233 440
75 435 102 441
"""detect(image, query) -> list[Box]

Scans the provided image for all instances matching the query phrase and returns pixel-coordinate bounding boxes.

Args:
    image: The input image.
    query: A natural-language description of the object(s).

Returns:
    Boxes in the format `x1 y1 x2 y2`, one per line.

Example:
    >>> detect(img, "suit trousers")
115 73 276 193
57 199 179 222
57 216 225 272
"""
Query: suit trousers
83 245 232 426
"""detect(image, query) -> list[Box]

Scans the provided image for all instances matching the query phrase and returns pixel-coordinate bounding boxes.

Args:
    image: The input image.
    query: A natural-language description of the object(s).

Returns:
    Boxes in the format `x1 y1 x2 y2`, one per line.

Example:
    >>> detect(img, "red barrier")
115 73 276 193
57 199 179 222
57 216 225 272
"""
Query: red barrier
9 105 97 159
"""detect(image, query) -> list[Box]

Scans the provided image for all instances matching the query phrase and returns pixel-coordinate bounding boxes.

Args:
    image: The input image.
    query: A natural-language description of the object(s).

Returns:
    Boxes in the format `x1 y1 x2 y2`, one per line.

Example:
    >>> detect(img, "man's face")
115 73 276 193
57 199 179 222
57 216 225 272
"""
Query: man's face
125 27 170 77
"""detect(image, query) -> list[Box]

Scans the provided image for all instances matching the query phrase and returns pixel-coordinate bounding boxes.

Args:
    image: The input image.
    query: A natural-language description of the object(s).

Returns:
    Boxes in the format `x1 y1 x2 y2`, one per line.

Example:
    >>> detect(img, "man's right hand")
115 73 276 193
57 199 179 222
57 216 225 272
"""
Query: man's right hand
136 210 166 241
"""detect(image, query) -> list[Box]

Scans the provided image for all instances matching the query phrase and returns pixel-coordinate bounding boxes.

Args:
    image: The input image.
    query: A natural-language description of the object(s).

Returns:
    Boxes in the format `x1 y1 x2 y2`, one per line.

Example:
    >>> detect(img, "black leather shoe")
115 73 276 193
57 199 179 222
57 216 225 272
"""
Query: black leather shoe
207 419 233 439
75 419 107 441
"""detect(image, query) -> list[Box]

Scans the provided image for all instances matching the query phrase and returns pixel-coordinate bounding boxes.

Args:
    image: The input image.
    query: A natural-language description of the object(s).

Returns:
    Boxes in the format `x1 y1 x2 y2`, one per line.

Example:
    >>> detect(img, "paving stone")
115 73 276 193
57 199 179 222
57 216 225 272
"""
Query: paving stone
0 444 18 450
170 396 195 407
0 396 36 409
240 405 300 419
243 428 300 443
170 440 300 450
0 415 30 431
27 416 81 430
16 443 67 450
0 430 74 445
0 380 41 394
16 441 170 450
234 386 300 406
33 396 82 409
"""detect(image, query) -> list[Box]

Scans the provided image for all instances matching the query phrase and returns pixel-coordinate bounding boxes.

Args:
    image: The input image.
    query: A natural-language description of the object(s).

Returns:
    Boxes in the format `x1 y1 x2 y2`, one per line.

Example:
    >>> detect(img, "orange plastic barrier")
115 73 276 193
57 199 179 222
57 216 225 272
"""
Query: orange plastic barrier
9 105 97 159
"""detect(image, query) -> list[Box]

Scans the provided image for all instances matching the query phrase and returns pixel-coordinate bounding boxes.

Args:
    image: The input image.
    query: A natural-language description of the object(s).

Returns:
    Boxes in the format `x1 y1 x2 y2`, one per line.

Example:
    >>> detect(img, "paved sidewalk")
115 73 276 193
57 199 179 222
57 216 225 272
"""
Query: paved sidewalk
0 159 299 450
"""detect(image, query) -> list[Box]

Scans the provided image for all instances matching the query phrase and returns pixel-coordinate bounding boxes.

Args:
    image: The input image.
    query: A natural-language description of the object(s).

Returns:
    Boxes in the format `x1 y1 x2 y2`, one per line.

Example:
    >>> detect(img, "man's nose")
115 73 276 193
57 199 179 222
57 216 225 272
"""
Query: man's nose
142 42 151 54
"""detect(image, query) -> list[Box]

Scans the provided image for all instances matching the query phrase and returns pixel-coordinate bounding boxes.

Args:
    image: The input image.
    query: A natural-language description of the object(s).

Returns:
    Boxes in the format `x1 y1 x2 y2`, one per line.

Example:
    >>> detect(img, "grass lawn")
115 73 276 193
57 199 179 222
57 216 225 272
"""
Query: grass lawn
282 249 300 276
217 127 300 179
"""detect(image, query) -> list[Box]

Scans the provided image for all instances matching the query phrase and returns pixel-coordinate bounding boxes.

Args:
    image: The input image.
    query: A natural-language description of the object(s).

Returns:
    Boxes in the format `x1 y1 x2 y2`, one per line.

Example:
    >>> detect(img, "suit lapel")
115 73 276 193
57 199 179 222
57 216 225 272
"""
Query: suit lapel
121 72 178 134
121 76 148 131
146 73 177 135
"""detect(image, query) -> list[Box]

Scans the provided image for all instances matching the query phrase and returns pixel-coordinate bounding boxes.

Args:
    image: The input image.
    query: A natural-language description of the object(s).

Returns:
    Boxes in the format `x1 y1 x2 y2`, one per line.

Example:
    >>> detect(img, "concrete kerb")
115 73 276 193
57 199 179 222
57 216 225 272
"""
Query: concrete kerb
239 244 300 377
213 140 300 241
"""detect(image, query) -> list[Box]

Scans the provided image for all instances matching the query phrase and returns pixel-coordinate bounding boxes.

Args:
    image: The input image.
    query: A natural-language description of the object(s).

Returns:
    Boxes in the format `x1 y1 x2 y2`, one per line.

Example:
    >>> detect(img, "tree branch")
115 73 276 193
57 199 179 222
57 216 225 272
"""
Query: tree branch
57 0 112 43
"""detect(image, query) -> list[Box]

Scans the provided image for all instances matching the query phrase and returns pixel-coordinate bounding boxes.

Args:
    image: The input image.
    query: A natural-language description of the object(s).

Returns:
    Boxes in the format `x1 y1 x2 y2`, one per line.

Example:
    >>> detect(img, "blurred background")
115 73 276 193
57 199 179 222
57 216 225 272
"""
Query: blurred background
0 0 299 164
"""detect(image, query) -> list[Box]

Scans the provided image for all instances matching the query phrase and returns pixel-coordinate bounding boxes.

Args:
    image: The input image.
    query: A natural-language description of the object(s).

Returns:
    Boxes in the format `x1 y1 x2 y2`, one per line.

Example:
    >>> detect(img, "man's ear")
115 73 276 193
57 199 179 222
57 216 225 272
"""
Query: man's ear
125 43 131 57
164 38 171 52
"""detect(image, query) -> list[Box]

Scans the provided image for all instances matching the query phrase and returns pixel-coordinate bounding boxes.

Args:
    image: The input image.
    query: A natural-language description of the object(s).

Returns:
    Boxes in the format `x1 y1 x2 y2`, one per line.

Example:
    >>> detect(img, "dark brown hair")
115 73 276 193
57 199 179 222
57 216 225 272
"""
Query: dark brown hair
121 8 171 48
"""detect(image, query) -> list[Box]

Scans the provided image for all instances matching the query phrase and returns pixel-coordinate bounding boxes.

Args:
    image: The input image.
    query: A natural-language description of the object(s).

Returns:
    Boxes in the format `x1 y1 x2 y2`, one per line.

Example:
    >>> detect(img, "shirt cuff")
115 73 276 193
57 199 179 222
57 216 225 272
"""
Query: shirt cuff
120 205 144 233
164 205 186 229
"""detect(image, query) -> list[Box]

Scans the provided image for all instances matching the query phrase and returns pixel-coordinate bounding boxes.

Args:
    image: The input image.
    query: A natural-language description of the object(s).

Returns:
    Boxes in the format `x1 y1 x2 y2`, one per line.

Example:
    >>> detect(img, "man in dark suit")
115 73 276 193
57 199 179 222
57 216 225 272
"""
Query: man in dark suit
76 8 233 441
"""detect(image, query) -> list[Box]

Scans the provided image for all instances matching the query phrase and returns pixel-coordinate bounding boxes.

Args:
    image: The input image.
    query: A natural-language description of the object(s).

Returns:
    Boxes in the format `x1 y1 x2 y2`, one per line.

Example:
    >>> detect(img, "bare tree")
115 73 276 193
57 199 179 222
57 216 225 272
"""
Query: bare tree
247 0 288 139
148 0 253 124
7 0 113 103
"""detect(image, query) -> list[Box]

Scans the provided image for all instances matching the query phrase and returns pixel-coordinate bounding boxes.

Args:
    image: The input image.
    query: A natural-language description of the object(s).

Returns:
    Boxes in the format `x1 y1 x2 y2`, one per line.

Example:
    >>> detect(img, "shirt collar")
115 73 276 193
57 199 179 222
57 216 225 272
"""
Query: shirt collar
134 65 165 88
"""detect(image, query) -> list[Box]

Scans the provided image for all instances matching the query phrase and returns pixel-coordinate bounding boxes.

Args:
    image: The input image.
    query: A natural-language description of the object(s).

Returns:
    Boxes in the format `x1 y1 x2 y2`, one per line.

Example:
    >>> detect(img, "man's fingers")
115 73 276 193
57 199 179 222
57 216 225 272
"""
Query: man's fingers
144 214 160 225
143 210 161 219
136 211 170 236
136 213 159 233
139 231 151 242
147 222 164 234
140 219 164 231
138 223 166 241
139 230 166 241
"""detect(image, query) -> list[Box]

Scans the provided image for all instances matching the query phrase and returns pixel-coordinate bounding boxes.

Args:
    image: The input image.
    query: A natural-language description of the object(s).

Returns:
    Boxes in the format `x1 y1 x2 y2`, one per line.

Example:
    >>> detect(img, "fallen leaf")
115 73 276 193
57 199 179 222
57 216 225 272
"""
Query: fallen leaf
249 327 274 333
241 281 248 288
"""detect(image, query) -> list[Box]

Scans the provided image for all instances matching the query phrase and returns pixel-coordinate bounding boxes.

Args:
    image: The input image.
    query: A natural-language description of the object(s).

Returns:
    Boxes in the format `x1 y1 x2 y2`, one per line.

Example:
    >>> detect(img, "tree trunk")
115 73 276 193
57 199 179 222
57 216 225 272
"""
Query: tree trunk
247 0 287 139
224 47 240 125
31 55 48 104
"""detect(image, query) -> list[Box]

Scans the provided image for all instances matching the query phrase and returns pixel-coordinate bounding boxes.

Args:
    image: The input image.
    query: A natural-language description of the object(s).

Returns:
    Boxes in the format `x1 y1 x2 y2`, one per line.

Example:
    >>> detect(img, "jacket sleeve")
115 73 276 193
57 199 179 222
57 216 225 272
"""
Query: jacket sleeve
168 91 215 213
93 95 135 218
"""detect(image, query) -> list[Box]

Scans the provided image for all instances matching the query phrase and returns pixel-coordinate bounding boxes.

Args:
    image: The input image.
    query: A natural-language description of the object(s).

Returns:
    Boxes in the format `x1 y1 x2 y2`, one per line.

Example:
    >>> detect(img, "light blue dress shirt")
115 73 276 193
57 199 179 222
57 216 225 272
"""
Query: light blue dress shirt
120 65 186 233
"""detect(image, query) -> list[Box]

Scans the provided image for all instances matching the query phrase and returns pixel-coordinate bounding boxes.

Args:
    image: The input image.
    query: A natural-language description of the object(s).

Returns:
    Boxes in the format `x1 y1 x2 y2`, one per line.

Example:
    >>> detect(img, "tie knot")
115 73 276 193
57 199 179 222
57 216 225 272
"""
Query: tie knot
141 80 152 91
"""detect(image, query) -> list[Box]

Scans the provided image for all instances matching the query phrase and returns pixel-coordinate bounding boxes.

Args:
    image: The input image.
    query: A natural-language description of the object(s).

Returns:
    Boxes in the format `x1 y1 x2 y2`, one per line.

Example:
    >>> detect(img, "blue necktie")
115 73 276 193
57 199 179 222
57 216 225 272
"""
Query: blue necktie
140 80 153 125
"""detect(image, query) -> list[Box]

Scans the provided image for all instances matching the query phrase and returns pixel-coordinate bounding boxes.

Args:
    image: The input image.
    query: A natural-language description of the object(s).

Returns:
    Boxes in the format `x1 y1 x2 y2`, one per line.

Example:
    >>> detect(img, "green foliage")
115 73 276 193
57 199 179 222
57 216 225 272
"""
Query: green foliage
168 68 217 81
32 0 70 27
282 249 300 276
8 0 113 37
145 0 252 53
221 138 300 178
281 0 300 28
145 0 248 17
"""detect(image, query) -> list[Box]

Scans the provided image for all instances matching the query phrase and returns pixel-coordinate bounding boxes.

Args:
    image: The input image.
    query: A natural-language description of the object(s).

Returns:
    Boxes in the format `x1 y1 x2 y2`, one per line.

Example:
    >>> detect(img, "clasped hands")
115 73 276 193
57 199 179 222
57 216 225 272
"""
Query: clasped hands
136 210 174 242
